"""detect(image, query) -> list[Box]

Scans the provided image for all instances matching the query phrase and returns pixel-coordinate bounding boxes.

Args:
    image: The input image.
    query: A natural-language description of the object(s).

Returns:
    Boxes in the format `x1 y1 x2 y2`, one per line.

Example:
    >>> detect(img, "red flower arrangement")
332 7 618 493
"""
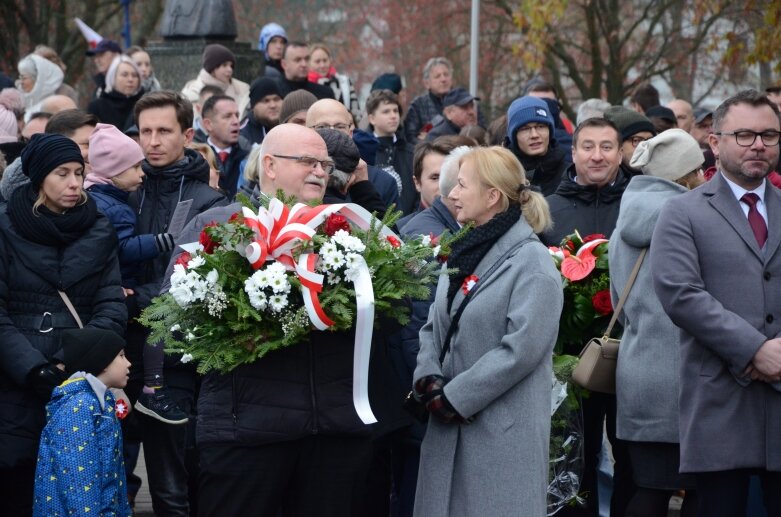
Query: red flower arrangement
461 274 479 295
548 231 612 354
199 221 220 254
324 214 351 236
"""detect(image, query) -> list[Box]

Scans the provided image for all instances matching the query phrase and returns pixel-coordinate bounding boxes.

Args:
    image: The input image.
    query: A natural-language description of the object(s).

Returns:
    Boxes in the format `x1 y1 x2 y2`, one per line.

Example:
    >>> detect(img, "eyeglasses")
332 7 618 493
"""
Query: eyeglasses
272 154 335 174
517 123 549 135
715 130 781 147
628 135 651 147
311 123 352 132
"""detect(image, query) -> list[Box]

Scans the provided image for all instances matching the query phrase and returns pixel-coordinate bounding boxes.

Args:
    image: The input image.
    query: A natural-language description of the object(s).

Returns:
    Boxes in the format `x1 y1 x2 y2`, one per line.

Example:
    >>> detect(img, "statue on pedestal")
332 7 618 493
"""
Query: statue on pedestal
161 0 237 39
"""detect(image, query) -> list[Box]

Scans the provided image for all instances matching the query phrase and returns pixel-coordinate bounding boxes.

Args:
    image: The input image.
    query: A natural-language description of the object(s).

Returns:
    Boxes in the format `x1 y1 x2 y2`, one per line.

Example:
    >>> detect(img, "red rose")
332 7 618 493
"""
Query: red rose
386 235 401 248
199 222 220 254
174 251 191 267
429 232 440 246
324 214 350 236
592 289 613 315
229 212 244 224
583 233 607 243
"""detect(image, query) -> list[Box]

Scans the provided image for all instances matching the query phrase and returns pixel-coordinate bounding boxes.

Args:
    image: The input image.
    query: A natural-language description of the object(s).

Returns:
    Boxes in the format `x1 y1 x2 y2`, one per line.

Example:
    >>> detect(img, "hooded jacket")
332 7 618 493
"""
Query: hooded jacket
540 163 630 246
514 145 569 197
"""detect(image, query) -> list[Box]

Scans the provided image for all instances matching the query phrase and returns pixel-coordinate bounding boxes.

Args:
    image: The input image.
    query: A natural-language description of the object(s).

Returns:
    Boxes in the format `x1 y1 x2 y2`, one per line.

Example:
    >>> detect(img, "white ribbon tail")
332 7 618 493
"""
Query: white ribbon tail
296 254 331 331
352 256 377 425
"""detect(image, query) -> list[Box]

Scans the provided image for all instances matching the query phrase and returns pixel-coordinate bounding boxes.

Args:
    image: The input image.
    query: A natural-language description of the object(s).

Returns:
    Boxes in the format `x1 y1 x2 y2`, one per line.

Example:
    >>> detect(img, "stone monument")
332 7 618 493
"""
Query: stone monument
146 0 262 91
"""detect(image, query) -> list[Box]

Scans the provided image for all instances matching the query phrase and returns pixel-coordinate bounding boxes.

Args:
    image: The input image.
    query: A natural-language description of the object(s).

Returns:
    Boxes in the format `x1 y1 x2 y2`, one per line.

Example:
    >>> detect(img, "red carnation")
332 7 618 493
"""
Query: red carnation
583 233 607 243
592 289 613 315
199 222 220 254
324 214 350 236
174 251 192 267
386 235 401 248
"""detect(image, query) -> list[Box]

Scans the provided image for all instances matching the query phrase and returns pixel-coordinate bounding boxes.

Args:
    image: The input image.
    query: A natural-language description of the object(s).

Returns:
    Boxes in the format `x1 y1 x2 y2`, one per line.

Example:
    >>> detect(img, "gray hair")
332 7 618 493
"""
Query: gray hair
576 98 611 125
439 145 472 197
328 168 351 191
423 57 452 80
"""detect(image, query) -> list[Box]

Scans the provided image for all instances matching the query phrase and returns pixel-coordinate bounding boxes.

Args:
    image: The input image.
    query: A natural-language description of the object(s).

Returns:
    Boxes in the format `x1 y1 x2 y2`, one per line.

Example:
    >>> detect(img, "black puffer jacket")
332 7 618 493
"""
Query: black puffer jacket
540 163 631 246
0 210 126 467
168 204 397 446
514 145 570 197
87 88 144 131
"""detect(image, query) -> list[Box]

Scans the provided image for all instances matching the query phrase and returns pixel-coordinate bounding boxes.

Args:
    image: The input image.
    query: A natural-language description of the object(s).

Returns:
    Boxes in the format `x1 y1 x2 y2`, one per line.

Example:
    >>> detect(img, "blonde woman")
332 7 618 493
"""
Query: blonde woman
413 146 563 516
308 43 360 121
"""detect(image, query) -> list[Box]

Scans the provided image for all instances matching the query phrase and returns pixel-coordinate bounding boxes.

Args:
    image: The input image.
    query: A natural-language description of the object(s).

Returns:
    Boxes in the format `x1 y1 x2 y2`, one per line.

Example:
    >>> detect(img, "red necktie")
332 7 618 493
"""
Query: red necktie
218 151 229 163
741 193 767 248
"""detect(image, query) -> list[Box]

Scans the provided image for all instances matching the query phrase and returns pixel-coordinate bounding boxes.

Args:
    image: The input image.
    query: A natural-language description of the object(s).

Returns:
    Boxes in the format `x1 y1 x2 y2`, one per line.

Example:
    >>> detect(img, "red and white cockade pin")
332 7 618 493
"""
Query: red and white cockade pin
461 274 479 295
115 398 129 420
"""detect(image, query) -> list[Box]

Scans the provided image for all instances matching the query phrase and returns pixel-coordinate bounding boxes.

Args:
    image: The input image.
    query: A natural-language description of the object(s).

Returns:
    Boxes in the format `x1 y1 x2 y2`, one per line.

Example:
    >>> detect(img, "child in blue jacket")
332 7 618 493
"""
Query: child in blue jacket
33 328 133 517
84 123 175 289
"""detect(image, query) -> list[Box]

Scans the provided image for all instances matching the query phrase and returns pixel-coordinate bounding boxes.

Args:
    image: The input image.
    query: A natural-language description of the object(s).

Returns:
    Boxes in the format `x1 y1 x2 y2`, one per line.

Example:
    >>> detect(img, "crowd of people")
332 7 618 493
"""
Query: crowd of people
0 19 779 517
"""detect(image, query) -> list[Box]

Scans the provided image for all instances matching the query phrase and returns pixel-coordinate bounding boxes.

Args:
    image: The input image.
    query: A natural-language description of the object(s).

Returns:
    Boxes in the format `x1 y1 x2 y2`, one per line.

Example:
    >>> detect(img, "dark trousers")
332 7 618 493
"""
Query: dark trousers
559 391 636 516
142 385 198 517
198 435 373 517
695 469 781 517
0 460 35 517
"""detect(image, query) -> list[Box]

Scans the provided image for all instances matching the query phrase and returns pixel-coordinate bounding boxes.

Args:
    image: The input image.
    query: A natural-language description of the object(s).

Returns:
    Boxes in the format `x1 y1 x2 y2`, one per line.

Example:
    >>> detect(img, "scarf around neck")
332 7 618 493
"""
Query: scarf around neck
8 182 97 246
446 203 521 310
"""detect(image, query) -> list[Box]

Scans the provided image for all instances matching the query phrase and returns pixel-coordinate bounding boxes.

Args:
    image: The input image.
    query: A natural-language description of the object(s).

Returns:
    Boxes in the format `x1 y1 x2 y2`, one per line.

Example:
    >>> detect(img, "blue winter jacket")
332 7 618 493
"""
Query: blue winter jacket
33 375 131 517
88 184 159 287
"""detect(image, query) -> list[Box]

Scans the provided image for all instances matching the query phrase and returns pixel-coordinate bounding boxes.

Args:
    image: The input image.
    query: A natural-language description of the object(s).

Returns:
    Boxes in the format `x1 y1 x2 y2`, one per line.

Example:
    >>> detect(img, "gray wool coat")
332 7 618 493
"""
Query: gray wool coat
413 216 563 517
609 175 688 443
652 172 781 473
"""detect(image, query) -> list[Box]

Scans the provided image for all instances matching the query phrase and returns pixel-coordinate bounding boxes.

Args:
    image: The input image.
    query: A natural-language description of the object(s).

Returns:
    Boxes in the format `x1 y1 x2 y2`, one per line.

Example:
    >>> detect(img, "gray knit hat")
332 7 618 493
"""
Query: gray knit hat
629 128 704 181
279 89 318 124
604 106 656 141
316 128 359 173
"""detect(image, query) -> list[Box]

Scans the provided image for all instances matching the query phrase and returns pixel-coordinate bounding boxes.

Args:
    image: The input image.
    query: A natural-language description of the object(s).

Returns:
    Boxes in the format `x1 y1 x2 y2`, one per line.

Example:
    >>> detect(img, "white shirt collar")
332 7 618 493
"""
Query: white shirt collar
720 171 766 203
207 138 231 154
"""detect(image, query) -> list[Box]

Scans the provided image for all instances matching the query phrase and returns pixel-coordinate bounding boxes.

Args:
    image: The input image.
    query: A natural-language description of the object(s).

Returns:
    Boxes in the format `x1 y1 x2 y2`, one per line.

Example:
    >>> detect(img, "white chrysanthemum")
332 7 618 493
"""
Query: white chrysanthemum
320 241 337 256
332 230 365 253
187 255 206 269
269 294 288 312
206 269 219 285
248 292 268 311
170 283 195 307
322 250 345 270
344 266 361 282
170 264 187 284
432 245 441 258
421 234 432 247
180 353 194 364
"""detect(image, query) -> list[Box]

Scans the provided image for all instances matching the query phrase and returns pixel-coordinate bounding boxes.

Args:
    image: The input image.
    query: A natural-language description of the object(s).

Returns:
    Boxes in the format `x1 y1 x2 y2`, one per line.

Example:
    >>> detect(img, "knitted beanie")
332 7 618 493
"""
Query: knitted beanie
85 123 144 189
603 106 656 141
0 105 17 144
202 44 235 74
61 328 126 376
249 77 282 107
316 128 360 173
629 129 704 181
506 96 554 141
279 89 317 123
20 133 84 189
258 23 288 57
371 73 403 94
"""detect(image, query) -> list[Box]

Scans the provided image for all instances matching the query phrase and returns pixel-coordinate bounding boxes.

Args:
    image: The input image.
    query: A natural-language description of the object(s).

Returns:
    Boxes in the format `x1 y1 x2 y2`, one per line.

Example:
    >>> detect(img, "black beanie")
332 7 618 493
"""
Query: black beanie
316 128 360 173
20 133 84 189
61 328 125 376
202 44 235 74
249 77 282 107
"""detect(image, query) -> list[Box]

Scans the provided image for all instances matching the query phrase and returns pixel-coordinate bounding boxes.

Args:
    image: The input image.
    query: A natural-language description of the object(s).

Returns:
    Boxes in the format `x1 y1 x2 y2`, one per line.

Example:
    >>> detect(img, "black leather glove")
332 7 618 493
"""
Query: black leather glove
414 375 445 403
27 364 67 401
414 375 473 424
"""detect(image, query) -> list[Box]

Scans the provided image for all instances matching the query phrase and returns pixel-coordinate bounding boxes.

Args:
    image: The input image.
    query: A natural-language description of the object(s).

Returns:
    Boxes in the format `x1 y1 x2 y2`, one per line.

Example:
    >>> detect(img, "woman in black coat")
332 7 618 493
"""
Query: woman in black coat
0 134 127 516
88 55 144 131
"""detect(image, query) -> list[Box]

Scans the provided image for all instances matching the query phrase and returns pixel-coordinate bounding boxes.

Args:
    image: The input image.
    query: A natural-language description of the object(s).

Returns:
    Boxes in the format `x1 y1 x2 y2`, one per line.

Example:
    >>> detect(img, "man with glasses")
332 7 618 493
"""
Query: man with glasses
165 124 379 516
604 106 657 176
505 96 570 196
652 89 781 517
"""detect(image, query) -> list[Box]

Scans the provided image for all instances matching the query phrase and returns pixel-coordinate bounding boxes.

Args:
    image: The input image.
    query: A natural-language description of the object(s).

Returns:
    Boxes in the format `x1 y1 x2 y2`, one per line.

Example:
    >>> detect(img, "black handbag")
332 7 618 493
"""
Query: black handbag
403 238 533 423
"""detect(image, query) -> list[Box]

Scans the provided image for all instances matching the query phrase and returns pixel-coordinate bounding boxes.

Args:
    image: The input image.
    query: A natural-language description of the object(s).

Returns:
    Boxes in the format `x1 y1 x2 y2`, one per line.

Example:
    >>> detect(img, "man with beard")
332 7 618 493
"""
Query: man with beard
652 89 781 517
240 77 282 146
505 96 569 196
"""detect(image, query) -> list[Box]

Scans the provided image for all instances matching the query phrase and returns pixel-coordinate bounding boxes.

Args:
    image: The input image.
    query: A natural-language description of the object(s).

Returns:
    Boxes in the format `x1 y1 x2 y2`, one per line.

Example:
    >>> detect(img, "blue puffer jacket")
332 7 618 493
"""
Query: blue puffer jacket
33 375 131 517
88 183 159 287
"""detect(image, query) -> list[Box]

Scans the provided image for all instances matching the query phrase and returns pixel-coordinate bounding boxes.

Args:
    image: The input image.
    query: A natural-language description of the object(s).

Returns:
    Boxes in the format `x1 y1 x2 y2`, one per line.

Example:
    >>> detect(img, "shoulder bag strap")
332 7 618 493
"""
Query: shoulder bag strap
603 248 647 339
58 290 84 329
438 238 534 364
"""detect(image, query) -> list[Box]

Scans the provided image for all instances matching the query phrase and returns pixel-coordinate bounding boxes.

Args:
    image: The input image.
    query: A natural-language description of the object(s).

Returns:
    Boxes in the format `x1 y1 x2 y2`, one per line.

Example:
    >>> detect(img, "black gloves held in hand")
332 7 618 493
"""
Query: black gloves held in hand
413 375 473 425
27 363 66 401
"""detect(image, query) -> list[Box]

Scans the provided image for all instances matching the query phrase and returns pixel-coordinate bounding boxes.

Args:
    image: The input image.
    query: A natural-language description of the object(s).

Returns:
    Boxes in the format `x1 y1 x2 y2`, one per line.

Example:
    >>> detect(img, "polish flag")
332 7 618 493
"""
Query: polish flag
74 18 102 50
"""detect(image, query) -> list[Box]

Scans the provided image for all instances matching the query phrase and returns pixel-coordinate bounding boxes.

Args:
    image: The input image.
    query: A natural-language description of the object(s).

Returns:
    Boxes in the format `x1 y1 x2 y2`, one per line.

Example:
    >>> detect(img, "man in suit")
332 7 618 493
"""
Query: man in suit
652 89 781 516
202 94 249 199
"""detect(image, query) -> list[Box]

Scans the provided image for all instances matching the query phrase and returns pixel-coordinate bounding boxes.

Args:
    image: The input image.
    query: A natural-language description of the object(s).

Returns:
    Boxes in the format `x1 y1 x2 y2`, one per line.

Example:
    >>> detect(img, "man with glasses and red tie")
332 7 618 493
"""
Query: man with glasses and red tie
652 89 781 517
